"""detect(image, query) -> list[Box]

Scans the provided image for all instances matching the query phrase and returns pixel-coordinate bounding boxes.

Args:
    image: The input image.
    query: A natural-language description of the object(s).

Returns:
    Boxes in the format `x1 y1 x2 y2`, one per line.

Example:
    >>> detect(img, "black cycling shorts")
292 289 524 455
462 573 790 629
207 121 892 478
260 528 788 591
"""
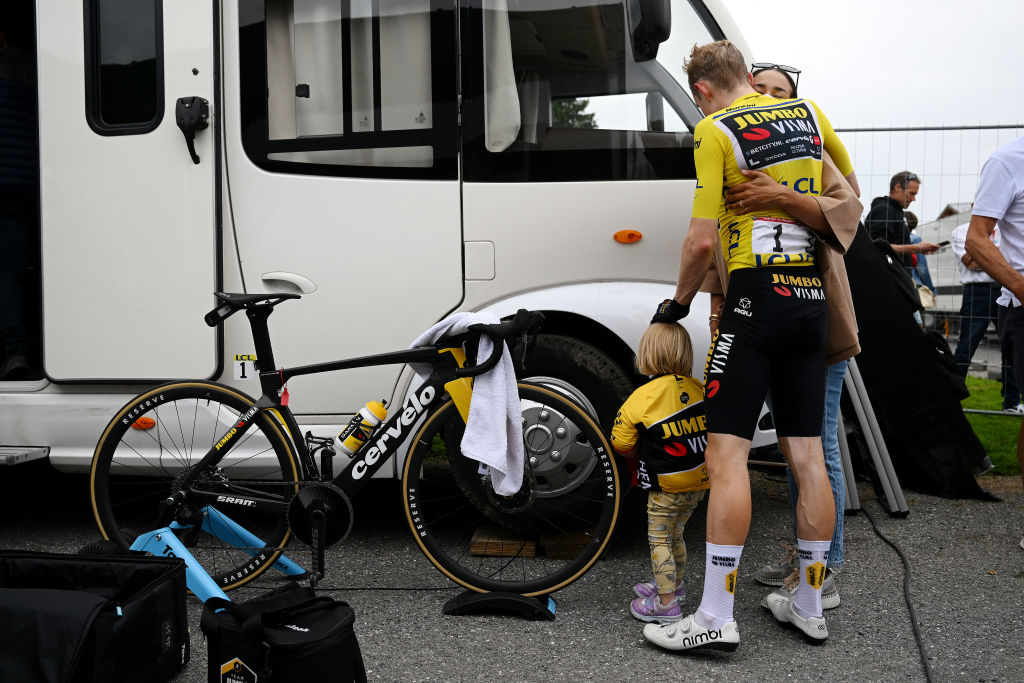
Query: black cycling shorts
704 265 828 439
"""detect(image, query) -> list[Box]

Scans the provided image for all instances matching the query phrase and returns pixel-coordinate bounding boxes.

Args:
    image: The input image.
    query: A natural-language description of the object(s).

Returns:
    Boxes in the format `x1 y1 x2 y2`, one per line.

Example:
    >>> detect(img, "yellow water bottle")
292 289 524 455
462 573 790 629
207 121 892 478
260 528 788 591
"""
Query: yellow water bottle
335 399 388 457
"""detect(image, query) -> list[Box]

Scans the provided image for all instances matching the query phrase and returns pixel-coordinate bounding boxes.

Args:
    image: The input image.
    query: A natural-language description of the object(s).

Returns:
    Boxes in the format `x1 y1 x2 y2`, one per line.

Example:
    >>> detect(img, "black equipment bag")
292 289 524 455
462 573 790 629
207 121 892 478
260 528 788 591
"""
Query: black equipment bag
871 237 924 312
201 581 367 683
924 329 970 401
0 550 189 683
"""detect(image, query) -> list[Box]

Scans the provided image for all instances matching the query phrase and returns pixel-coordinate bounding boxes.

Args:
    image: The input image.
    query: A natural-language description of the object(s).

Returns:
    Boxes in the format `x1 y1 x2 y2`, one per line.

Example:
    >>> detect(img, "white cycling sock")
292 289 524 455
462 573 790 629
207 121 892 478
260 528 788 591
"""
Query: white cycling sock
695 542 743 629
794 538 831 619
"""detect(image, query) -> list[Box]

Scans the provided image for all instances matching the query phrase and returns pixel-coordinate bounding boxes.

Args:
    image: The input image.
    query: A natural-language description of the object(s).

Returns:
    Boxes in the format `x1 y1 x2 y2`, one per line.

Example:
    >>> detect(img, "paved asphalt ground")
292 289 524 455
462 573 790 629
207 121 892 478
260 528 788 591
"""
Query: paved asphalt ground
1 461 1022 682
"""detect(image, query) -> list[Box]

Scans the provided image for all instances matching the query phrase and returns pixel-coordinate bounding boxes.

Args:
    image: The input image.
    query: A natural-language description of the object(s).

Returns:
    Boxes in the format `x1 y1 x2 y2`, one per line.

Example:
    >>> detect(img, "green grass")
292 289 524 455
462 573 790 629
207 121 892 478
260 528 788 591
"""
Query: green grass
962 376 1021 475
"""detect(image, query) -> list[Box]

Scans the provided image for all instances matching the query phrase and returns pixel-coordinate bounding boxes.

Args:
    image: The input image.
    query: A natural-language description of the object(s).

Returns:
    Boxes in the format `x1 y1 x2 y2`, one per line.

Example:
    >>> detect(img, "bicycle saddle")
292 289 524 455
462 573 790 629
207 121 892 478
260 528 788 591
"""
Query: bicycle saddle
214 291 301 307
205 291 301 326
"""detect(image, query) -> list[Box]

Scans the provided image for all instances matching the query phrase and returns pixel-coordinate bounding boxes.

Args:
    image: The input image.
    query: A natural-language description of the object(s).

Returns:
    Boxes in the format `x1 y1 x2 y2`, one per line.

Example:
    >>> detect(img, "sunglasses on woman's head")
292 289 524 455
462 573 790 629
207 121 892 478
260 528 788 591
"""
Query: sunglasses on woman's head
750 62 801 89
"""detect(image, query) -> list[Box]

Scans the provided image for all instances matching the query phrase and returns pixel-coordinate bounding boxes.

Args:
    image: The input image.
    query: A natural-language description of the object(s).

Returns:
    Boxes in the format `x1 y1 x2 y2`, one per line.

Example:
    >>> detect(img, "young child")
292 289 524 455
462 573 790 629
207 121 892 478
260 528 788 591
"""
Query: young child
611 322 710 623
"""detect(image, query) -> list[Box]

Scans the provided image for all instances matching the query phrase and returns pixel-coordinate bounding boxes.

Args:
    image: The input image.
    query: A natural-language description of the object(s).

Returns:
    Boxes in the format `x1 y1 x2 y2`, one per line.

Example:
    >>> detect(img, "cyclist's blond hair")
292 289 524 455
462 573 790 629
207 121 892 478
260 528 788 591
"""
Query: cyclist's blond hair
684 40 747 92
635 323 693 377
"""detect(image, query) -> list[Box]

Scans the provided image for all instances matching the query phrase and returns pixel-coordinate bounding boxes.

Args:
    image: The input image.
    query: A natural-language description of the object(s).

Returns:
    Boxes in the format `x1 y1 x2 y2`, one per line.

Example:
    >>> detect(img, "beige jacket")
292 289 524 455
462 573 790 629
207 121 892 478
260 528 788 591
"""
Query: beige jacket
699 154 863 365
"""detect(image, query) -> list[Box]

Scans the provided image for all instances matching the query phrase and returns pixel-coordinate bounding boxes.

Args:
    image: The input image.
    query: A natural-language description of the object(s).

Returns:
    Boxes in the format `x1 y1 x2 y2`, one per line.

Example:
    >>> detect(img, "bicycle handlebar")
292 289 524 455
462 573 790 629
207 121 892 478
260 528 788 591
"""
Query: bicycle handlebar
454 309 544 378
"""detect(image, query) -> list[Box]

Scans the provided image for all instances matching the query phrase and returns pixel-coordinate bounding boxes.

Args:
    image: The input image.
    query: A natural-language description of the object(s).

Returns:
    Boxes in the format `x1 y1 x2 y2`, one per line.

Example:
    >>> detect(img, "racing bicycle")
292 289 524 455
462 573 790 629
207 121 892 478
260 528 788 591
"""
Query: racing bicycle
89 292 622 598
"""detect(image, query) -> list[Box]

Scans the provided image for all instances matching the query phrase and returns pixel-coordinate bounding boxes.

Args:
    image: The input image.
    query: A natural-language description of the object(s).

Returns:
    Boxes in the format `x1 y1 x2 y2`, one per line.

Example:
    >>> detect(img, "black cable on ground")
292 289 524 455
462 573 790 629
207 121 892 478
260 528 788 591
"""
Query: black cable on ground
861 504 935 683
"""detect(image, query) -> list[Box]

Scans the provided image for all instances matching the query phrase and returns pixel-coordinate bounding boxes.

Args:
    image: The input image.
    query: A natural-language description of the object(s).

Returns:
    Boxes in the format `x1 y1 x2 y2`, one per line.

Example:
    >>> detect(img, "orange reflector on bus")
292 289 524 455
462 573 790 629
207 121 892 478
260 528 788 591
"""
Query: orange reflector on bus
131 417 156 430
614 230 642 244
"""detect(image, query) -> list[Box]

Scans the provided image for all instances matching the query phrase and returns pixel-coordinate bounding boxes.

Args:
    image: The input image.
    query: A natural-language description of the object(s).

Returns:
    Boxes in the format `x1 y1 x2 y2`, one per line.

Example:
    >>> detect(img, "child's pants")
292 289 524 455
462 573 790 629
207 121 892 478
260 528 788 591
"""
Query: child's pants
647 490 707 595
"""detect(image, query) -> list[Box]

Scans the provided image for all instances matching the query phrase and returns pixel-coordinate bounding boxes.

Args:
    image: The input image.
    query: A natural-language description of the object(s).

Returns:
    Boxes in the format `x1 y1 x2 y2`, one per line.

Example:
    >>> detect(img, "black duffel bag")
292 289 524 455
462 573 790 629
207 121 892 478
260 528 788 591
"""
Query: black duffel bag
201 581 367 683
0 550 189 683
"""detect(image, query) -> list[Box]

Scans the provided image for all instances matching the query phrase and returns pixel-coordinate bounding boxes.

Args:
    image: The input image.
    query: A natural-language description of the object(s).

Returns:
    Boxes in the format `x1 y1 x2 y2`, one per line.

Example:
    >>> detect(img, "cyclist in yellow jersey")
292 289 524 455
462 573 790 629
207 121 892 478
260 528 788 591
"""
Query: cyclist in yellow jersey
645 41 845 654
692 92 853 271
727 63 862 624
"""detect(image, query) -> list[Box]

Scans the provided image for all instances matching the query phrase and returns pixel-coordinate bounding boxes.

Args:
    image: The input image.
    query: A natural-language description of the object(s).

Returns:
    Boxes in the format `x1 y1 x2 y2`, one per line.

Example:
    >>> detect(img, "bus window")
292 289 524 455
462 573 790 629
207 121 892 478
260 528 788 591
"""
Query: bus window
463 0 717 182
238 0 457 179
554 93 688 134
85 0 163 134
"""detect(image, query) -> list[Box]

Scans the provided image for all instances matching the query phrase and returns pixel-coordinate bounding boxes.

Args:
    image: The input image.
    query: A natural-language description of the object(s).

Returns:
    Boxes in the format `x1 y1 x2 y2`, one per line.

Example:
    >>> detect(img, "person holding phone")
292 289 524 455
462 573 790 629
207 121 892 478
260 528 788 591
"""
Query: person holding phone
865 172 942 274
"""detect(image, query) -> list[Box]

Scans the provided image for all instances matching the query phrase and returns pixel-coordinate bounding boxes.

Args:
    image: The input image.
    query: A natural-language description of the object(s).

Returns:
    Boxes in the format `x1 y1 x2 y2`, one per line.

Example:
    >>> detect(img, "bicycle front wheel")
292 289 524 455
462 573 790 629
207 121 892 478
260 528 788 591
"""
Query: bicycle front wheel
90 381 301 590
403 382 621 596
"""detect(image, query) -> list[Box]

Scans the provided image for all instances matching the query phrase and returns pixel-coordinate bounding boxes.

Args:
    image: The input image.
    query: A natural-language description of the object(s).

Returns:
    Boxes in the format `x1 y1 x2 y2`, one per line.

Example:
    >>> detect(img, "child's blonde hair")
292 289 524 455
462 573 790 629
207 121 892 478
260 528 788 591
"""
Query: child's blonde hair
635 323 693 377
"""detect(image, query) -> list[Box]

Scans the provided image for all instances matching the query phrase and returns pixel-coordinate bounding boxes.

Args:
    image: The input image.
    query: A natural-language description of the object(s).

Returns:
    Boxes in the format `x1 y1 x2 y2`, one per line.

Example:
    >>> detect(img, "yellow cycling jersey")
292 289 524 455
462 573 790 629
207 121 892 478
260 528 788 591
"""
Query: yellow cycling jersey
610 374 709 493
692 93 853 272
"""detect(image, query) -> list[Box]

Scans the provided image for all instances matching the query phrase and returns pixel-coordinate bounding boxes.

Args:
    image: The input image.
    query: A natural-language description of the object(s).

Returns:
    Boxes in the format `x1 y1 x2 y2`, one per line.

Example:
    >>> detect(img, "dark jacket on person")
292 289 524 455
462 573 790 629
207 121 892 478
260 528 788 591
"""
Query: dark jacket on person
865 195 912 266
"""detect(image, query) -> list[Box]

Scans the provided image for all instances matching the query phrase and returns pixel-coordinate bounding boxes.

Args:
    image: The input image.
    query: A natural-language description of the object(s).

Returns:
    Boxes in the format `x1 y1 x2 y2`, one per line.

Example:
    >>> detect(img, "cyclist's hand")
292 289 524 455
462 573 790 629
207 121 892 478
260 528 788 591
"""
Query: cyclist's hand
651 299 690 324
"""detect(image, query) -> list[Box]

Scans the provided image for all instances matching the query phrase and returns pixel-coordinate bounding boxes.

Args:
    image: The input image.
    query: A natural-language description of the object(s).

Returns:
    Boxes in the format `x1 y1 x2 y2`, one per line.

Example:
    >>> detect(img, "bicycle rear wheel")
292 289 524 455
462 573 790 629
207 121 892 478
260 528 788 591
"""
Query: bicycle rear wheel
90 381 301 590
402 382 621 596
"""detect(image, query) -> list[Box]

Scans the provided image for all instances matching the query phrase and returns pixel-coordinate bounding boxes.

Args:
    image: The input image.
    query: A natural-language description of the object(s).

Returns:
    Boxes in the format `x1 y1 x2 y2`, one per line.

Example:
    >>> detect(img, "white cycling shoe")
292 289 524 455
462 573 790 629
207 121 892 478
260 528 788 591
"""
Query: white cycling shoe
760 569 840 610
643 613 740 653
764 592 828 644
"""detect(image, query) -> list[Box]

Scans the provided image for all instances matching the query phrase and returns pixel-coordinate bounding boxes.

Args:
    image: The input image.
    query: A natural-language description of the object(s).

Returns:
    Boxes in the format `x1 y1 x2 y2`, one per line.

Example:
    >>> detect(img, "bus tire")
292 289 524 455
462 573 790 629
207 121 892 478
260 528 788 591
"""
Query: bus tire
524 334 634 430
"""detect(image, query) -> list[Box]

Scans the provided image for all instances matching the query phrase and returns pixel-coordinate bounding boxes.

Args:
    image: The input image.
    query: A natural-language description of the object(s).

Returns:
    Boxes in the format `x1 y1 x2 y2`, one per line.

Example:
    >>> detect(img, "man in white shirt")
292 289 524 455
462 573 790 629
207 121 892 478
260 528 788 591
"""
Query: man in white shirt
952 222 1022 411
964 134 1024 550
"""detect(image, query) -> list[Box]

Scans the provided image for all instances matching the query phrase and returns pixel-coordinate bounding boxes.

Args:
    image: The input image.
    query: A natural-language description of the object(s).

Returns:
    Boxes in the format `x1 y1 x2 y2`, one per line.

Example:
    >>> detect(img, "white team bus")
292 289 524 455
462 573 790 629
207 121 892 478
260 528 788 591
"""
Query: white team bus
1 0 774 473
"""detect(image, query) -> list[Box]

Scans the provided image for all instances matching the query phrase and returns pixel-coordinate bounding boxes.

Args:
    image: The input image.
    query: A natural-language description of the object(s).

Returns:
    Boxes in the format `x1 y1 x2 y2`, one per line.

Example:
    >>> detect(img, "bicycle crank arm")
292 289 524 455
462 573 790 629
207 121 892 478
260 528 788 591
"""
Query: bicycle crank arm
196 507 307 578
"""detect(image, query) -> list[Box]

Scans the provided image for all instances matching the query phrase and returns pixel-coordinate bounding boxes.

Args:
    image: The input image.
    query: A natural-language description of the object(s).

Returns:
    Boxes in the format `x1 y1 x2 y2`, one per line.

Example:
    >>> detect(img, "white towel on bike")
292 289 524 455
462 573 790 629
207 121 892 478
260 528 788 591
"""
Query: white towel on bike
410 312 524 495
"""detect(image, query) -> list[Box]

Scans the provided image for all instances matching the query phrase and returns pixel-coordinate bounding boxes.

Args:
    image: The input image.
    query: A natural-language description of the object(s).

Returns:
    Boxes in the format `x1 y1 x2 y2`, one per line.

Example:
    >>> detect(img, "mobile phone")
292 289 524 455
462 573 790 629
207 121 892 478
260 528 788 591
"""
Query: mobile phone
938 240 951 247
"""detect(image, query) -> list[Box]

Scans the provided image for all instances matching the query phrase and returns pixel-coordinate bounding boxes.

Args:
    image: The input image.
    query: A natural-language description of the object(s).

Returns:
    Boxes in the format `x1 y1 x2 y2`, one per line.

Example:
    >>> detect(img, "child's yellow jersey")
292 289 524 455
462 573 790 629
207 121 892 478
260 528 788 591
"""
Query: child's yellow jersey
692 93 853 272
611 374 709 493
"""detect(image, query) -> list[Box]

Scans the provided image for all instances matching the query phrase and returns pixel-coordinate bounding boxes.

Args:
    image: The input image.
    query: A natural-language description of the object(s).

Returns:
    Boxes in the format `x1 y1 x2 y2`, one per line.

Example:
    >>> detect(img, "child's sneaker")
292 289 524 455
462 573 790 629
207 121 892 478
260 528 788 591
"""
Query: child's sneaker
633 580 686 604
630 595 683 623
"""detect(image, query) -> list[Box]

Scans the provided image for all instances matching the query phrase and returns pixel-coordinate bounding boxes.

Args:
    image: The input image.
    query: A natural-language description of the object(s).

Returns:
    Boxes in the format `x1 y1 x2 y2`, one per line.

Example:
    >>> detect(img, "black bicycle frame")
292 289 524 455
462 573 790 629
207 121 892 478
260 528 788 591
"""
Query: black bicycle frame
176 340 465 516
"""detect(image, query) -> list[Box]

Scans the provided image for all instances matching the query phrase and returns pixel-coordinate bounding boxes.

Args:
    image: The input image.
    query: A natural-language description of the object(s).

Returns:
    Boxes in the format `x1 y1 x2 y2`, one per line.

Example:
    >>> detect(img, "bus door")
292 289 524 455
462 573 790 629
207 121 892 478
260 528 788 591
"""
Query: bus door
37 0 217 381
225 0 462 413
